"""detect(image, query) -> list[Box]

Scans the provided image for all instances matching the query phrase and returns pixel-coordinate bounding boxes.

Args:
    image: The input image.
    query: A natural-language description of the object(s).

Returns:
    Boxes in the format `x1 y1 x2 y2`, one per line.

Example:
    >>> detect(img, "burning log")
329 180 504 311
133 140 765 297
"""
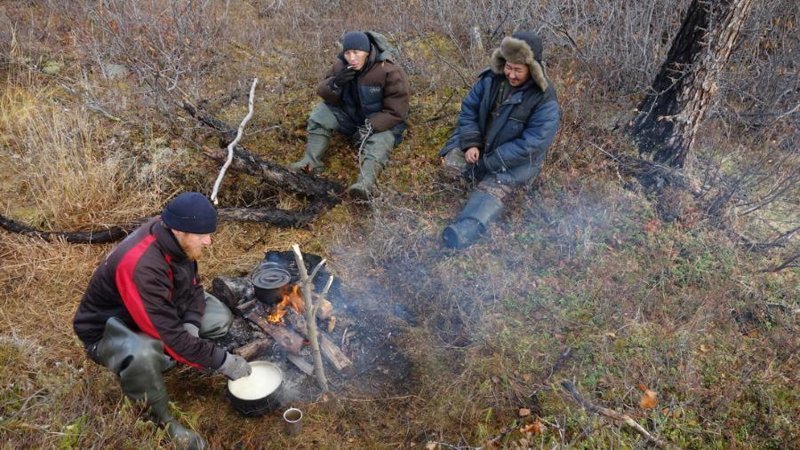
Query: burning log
233 337 273 361
245 311 304 355
285 309 352 373
211 276 255 314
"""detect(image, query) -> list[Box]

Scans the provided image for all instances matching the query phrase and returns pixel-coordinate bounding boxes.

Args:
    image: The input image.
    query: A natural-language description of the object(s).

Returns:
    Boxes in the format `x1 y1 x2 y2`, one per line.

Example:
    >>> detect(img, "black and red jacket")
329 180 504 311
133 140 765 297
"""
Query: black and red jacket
73 217 227 370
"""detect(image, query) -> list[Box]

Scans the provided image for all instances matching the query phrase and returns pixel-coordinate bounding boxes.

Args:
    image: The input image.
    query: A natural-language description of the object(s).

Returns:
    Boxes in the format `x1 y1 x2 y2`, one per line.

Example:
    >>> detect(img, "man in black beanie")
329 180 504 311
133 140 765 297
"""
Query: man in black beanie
439 30 561 249
289 30 410 199
73 192 251 449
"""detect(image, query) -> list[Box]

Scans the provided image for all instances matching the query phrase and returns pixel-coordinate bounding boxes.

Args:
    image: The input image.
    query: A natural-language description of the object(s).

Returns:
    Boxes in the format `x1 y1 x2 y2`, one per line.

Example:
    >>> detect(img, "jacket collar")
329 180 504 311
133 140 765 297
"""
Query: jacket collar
152 218 189 261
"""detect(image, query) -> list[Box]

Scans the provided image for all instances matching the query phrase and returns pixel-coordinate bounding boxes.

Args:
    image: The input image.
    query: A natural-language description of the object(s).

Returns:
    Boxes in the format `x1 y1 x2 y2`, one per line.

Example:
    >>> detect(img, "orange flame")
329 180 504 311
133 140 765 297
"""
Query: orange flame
267 284 305 324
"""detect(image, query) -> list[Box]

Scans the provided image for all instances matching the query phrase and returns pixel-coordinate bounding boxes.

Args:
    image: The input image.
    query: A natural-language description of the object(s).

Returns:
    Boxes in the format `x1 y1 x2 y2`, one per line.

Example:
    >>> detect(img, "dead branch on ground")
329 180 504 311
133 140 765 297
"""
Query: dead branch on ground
0 215 140 244
561 380 674 449
763 250 800 273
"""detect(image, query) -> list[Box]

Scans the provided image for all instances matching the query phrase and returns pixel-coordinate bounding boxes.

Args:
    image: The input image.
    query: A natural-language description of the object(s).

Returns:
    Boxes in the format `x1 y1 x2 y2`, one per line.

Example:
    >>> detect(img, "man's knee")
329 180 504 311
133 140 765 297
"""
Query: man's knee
92 317 165 375
362 130 395 164
308 103 340 133
199 293 233 340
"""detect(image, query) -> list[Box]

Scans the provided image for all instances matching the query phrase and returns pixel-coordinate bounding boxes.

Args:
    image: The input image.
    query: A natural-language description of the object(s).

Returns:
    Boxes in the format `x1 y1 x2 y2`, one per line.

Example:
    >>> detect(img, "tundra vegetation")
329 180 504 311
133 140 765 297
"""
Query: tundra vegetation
1 0 799 448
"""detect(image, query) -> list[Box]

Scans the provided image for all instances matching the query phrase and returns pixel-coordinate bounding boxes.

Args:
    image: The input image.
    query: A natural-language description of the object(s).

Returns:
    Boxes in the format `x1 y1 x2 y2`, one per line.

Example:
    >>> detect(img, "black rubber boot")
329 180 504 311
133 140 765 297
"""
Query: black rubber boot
149 401 208 450
442 218 484 249
442 191 504 249
95 318 207 450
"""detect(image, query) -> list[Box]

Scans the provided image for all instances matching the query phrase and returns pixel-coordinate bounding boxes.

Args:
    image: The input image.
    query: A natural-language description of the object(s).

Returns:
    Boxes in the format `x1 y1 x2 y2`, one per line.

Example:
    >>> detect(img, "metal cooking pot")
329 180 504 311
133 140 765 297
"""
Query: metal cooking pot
251 262 291 306
226 361 284 417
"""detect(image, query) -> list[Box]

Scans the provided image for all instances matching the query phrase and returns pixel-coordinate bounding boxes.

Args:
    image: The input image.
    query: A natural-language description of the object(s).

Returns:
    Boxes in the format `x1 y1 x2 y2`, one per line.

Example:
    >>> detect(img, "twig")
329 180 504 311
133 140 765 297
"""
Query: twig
210 77 258 204
236 299 256 311
561 380 674 449
763 250 800 273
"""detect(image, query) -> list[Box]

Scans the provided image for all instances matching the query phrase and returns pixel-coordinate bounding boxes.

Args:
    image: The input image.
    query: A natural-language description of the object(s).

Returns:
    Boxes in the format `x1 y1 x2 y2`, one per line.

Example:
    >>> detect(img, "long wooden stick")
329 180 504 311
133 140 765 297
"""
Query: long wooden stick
211 77 257 204
291 243 328 392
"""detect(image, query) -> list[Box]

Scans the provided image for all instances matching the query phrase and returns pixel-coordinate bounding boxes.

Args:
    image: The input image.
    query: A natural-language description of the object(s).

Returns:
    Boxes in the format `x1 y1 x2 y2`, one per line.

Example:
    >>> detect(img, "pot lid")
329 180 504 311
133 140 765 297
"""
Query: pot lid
251 265 290 290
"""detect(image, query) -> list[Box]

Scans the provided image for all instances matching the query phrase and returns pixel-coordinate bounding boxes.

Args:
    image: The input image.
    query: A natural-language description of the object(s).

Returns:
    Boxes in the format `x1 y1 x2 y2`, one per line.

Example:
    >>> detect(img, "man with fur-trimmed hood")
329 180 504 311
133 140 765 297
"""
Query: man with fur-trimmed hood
439 30 560 249
289 31 410 199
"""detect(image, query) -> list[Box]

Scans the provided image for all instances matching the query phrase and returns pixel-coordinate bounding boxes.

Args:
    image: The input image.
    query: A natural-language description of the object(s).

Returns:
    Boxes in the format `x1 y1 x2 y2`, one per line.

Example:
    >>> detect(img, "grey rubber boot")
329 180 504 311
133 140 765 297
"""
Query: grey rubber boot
288 133 328 173
95 318 207 450
347 129 394 199
442 190 504 249
347 159 383 199
289 103 338 173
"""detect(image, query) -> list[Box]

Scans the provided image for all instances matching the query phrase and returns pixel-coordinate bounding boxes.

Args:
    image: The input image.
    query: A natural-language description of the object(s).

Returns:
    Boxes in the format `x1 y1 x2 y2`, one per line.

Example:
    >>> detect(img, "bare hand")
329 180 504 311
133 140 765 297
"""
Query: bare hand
465 147 480 164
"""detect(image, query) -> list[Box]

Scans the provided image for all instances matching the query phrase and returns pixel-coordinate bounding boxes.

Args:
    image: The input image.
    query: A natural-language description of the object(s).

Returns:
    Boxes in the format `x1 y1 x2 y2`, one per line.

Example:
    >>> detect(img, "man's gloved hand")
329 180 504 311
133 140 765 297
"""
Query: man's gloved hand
218 353 252 380
183 323 200 338
357 119 374 143
331 66 357 89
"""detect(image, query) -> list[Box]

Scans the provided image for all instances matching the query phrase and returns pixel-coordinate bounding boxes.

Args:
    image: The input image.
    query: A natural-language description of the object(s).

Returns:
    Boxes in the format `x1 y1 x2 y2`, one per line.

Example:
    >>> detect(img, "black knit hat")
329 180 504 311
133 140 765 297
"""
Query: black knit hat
341 31 370 52
161 192 218 234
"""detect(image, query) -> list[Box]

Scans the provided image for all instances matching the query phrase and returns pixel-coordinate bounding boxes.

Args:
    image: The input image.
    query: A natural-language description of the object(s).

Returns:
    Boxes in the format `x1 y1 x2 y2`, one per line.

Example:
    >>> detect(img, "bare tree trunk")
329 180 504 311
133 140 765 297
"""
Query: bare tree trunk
629 0 755 167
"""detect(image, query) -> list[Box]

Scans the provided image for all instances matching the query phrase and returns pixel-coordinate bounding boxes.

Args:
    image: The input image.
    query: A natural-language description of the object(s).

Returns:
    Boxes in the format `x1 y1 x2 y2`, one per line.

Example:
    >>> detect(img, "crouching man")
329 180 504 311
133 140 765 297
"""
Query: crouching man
439 31 560 249
73 192 251 449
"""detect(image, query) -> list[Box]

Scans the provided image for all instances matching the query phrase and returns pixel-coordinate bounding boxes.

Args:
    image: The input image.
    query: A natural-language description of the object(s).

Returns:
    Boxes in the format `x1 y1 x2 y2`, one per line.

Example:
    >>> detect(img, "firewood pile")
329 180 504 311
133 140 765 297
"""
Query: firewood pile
211 251 354 378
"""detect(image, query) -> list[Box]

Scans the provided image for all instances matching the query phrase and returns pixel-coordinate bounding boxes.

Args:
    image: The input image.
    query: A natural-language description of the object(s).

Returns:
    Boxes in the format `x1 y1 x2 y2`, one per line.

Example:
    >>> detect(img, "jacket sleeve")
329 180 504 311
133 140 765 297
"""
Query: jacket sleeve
457 77 488 151
180 263 206 328
122 262 226 370
317 62 343 105
367 64 410 132
482 98 560 173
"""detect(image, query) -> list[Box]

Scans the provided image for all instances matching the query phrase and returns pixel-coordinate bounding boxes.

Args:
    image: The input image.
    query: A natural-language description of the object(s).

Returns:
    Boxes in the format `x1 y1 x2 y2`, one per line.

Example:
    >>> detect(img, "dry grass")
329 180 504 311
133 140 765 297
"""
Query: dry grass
2 1 799 449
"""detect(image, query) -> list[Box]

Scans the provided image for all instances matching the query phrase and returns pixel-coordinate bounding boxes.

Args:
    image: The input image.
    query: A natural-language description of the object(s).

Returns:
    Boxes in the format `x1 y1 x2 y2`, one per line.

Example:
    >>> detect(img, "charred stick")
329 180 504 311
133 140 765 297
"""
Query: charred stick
285 310 351 373
245 311 304 355
233 338 273 360
286 354 315 376
0 214 140 244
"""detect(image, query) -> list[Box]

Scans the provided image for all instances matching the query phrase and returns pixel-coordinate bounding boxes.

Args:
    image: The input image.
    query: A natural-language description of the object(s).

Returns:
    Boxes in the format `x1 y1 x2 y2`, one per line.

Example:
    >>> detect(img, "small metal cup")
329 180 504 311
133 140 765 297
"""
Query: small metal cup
283 407 303 436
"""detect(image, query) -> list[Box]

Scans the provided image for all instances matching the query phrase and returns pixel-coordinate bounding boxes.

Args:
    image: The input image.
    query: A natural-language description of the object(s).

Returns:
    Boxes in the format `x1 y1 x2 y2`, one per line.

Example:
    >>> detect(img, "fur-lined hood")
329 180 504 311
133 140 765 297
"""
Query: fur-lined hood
490 35 548 92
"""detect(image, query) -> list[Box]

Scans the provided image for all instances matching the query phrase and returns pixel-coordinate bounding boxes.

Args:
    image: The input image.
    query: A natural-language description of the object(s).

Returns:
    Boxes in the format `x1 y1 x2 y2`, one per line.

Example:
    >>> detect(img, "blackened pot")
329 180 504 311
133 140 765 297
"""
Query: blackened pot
226 361 284 417
251 263 291 306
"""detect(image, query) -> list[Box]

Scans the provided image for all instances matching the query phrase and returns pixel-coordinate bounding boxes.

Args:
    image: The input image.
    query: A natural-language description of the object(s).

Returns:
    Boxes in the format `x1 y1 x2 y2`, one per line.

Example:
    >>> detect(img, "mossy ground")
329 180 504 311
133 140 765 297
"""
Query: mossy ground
2 2 799 449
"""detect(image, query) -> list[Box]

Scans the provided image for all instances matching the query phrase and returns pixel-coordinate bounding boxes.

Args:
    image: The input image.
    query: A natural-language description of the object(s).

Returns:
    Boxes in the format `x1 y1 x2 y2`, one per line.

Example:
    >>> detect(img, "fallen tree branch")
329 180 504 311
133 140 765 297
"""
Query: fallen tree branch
211 77 258 204
201 145 343 199
561 380 674 449
217 201 331 228
762 250 800 273
0 214 140 244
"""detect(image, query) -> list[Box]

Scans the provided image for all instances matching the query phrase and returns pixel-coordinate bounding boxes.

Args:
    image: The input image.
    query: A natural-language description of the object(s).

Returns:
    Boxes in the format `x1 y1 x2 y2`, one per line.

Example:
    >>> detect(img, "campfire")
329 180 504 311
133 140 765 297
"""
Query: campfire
211 250 352 379
267 284 305 324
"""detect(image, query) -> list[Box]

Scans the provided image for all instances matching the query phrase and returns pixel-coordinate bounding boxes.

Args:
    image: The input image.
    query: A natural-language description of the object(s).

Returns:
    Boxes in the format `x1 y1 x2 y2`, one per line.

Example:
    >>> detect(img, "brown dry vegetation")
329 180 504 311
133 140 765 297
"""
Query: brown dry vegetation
2 0 799 449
